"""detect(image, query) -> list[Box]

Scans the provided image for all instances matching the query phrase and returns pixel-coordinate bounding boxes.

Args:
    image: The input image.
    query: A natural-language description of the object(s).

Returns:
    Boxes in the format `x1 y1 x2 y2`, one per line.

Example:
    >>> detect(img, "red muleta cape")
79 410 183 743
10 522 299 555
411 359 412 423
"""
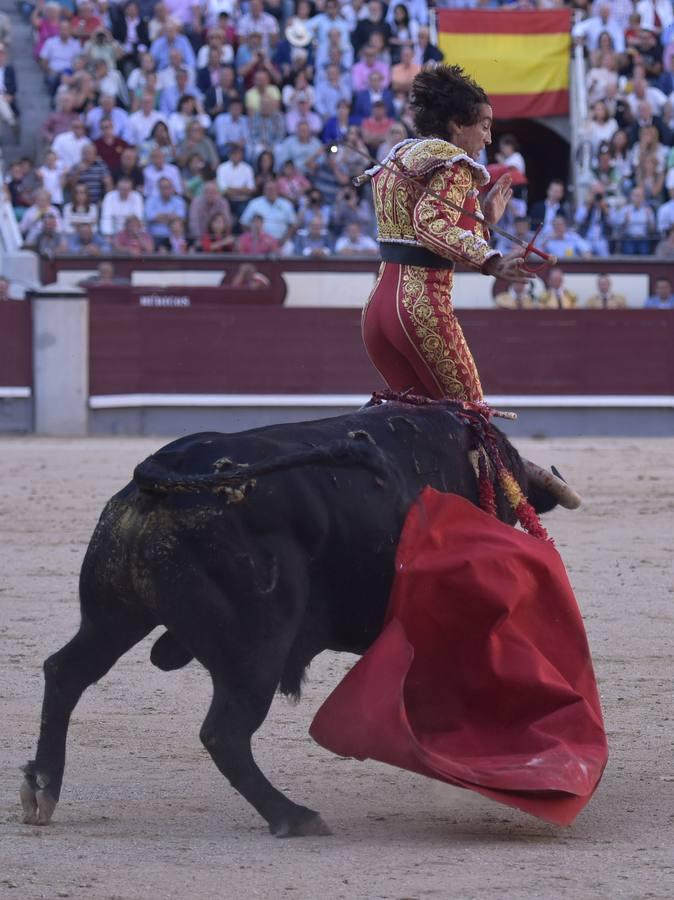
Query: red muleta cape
310 489 608 826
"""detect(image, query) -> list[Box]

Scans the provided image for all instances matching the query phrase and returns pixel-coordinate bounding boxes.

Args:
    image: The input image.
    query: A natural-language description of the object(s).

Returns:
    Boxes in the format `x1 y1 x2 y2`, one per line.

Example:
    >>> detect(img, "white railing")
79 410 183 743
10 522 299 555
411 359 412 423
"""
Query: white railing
0 155 22 255
570 35 593 203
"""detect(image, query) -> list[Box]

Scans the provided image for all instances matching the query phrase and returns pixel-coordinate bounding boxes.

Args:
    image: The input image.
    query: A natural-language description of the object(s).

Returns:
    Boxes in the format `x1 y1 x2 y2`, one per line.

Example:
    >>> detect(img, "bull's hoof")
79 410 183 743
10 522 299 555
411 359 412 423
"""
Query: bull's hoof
272 813 332 838
20 764 57 826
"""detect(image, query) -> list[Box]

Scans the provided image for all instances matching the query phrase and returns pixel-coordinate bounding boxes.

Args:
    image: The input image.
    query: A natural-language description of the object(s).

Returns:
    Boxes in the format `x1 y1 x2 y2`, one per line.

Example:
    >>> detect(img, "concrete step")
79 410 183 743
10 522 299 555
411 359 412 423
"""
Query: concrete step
4 1 52 164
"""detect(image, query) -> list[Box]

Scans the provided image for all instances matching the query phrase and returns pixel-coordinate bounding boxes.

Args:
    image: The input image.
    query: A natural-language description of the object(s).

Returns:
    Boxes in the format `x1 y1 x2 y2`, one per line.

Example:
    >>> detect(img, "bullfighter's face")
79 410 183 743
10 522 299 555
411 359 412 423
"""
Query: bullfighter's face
451 103 493 160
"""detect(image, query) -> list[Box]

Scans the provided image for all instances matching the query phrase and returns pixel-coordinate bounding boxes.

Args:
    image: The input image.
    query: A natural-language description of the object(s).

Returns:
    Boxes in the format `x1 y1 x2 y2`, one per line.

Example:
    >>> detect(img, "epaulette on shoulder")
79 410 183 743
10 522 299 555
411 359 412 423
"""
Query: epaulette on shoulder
399 139 490 186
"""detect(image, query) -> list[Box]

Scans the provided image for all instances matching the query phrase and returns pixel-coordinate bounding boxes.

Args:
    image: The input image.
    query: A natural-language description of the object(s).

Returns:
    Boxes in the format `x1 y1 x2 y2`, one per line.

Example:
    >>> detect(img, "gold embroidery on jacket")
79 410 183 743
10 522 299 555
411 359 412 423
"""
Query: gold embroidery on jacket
399 139 490 185
372 140 492 257
413 170 493 268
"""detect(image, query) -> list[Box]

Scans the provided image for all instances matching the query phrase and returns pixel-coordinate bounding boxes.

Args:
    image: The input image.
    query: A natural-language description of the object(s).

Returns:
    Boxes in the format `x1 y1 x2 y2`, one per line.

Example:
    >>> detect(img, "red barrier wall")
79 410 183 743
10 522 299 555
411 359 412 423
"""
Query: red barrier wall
0 302 32 388
87 287 674 396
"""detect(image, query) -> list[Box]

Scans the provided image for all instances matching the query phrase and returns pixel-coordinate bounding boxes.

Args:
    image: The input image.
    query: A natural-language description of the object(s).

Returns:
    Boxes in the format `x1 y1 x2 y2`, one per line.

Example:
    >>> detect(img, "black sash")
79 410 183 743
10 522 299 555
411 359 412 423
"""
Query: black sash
379 242 455 269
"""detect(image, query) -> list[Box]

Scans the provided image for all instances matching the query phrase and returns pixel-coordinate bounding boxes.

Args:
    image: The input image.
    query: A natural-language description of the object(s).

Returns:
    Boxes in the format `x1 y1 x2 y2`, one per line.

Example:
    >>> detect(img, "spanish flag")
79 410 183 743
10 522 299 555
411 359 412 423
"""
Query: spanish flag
437 10 571 119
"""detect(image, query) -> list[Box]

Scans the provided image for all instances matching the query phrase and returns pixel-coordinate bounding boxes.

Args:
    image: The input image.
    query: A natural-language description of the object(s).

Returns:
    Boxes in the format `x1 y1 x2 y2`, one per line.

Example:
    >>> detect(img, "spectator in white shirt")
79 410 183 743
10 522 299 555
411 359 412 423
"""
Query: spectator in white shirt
386 0 428 28
334 221 379 257
157 47 197 92
150 17 197 70
585 100 619 157
126 51 157 97
237 0 279 52
37 150 66 206
20 189 64 244
213 98 250 160
308 0 351 47
294 214 332 257
314 28 354 72
314 63 352 118
216 143 255 218
240 178 296 244
495 134 526 175
86 93 129 139
275 121 323 174
196 27 234 68
629 123 668 173
626 76 668 117
52 118 90 171
40 20 81 94
615 185 656 254
124 92 167 145
202 0 236 29
572 4 625 53
143 146 183 197
63 182 99 233
656 186 674 234
100 175 145 235
586 52 619 107
162 0 198 28
285 95 322 136
591 0 633 31
635 0 674 34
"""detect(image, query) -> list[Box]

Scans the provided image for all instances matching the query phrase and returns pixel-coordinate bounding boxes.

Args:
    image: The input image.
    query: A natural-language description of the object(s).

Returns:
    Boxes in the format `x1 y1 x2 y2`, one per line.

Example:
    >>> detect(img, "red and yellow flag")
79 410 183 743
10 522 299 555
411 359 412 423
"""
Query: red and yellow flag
437 9 571 119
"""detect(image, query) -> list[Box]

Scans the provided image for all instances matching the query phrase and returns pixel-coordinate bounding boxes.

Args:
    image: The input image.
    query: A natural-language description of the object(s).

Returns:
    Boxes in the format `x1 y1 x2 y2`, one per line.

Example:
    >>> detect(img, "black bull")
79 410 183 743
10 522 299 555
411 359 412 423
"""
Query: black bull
21 402 559 836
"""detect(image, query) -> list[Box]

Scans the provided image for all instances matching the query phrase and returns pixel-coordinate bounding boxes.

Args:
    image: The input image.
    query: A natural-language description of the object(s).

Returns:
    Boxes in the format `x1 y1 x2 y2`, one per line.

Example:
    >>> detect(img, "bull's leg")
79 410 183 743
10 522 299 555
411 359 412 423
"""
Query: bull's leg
201 671 331 838
152 537 329 837
21 612 152 825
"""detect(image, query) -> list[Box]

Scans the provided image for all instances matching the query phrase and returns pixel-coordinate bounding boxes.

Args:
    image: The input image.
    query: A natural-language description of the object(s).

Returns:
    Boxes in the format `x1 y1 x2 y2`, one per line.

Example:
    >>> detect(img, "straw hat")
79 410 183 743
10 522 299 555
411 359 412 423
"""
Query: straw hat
285 21 311 48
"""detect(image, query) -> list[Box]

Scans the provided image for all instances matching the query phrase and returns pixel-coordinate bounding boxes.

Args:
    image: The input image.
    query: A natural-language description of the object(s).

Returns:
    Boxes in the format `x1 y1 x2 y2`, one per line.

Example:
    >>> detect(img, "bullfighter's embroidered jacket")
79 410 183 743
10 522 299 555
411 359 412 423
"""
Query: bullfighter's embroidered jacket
365 137 500 270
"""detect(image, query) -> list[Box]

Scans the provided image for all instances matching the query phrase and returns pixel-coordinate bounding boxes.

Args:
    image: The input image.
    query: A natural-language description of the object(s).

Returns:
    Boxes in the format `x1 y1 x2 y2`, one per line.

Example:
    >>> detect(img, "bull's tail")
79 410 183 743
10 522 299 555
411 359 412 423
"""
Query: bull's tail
133 436 390 495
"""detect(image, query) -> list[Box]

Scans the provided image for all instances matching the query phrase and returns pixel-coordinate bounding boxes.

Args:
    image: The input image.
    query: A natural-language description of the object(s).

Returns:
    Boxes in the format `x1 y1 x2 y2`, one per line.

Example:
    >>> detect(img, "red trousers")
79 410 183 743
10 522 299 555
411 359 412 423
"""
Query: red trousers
362 262 483 403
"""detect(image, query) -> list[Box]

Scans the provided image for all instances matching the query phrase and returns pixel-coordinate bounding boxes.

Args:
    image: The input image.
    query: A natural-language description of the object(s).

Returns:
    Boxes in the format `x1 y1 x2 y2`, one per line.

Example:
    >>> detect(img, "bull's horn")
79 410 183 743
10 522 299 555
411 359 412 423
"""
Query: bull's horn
523 459 582 510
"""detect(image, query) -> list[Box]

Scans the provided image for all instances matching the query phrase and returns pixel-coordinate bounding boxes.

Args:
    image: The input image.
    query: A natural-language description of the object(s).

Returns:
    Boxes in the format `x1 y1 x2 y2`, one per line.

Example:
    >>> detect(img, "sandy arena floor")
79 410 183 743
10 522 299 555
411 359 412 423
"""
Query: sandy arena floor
1 435 673 900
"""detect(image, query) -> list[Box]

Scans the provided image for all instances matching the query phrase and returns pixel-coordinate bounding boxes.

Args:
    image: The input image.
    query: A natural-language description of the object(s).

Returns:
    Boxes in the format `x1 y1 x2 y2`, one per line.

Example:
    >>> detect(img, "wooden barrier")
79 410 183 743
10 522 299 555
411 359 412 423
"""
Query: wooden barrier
41 252 674 294
0 301 32 390
86 285 674 397
88 286 380 395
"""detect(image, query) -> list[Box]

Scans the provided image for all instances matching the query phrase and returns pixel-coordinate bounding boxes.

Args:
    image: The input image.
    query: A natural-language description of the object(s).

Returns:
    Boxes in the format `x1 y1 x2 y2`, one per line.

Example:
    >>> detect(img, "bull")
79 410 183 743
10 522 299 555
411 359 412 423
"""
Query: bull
20 401 561 837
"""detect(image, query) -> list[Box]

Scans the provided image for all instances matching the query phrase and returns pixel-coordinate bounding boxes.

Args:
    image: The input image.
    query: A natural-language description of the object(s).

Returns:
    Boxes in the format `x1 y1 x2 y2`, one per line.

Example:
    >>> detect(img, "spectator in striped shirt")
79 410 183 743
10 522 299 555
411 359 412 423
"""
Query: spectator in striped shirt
67 142 112 203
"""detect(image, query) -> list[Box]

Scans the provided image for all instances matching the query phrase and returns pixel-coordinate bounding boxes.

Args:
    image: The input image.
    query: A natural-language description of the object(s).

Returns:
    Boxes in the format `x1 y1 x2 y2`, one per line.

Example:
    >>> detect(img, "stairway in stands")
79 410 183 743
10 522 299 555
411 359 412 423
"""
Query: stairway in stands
3 2 52 165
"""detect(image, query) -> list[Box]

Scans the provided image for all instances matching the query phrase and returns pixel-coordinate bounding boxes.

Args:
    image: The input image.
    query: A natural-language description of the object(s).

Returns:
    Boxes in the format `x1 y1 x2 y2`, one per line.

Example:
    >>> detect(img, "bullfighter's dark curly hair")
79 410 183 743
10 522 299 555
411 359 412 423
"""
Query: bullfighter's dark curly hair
410 64 490 138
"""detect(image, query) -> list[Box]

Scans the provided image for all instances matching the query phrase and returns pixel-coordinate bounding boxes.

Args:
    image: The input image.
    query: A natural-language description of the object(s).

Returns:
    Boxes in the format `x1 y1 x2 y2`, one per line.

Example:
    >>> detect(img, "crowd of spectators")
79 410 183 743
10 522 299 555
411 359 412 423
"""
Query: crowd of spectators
494 270 674 308
3 0 443 258
574 0 674 255
2 0 674 272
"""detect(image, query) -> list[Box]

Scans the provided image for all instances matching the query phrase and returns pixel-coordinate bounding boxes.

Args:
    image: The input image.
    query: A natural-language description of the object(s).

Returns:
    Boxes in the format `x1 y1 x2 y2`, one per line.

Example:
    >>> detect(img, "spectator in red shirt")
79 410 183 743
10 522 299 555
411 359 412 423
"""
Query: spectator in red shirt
112 214 154 255
71 1 103 45
199 212 235 252
361 100 395 153
41 91 79 144
32 1 62 61
94 117 131 170
237 213 280 255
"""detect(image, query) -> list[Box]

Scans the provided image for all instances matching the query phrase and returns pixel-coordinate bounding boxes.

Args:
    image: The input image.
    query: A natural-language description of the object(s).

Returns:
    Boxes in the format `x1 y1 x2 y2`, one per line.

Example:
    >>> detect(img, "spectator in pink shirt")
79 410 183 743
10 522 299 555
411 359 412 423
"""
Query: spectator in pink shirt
32 1 61 60
113 214 155 255
351 44 390 93
237 214 281 255
285 95 322 135
164 0 201 32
